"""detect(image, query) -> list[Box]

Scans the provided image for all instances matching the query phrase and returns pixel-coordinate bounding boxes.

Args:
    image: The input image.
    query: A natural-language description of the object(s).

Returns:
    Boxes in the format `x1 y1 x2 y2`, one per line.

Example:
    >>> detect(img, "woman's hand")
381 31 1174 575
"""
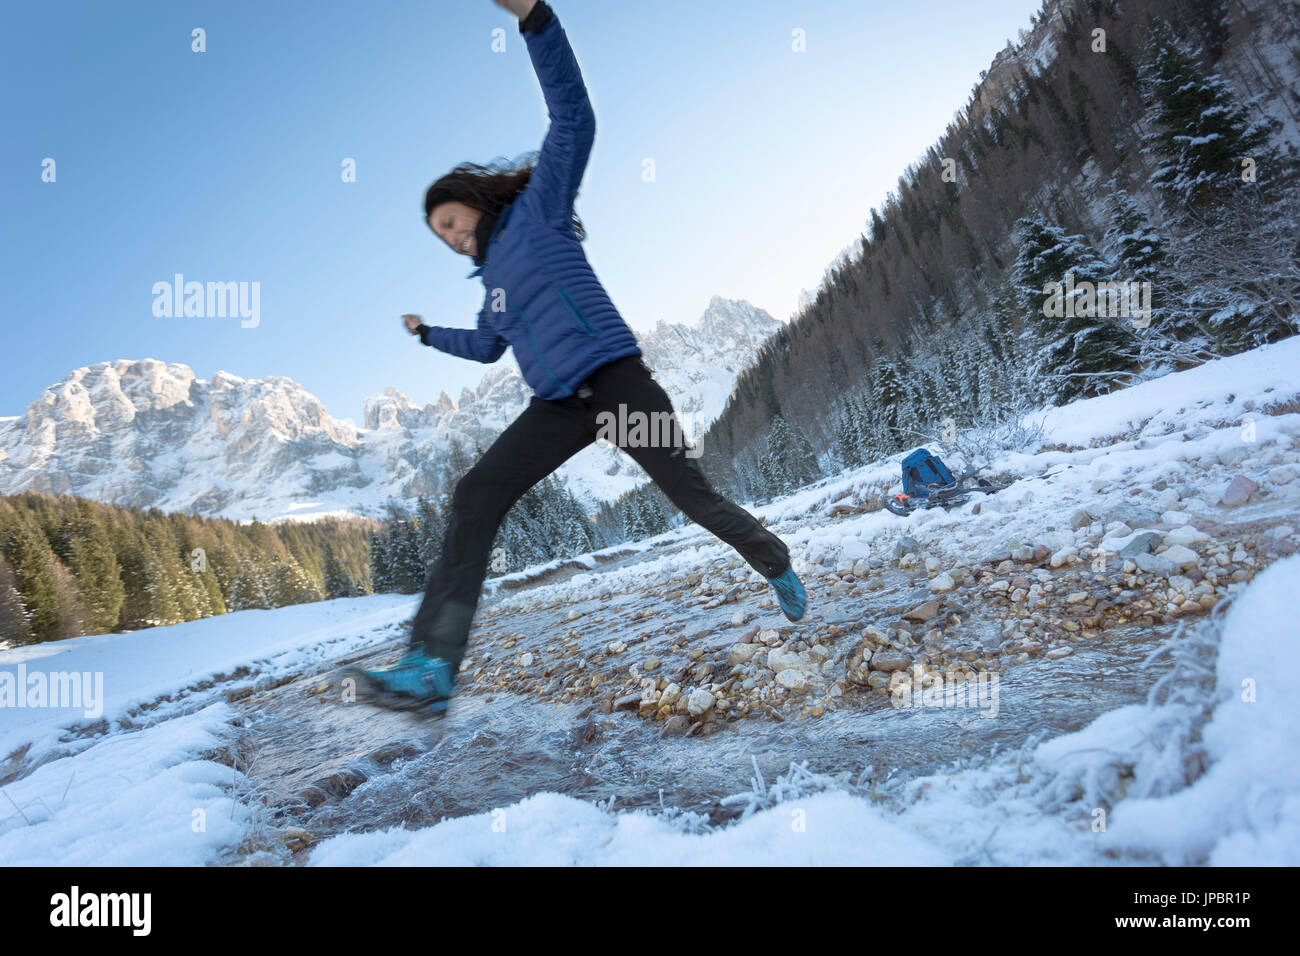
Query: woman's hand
492 0 537 20
402 313 426 336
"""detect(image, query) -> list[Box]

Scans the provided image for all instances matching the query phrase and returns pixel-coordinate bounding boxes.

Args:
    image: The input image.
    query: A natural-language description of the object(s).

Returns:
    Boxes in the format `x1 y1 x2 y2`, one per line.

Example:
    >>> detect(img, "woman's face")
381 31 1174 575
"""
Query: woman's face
428 201 483 258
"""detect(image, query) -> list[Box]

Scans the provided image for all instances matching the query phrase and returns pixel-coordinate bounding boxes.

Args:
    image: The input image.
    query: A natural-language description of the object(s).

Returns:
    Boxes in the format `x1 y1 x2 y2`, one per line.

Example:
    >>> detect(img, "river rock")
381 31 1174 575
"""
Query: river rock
903 599 942 623
930 572 956 592
728 643 761 666
863 623 889 644
1160 544 1199 569
1050 547 1078 568
1219 475 1258 507
1119 531 1163 558
1270 465 1297 485
1164 525 1208 547
1108 504 1160 527
767 646 817 674
1135 552 1176 575
983 544 1014 564
895 536 921 557
661 715 691 736
845 644 873 686
775 669 809 692
870 648 912 672
686 688 714 716
1153 487 1182 511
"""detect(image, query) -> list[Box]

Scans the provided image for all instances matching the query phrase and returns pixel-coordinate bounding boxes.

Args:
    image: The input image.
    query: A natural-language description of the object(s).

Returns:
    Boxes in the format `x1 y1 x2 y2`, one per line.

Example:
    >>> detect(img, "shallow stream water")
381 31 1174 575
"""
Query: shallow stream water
227 537 1174 861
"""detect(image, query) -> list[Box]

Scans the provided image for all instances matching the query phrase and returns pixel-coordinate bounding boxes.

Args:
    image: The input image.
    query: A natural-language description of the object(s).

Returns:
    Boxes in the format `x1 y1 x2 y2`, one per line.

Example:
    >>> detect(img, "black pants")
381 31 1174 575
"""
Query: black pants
410 355 791 669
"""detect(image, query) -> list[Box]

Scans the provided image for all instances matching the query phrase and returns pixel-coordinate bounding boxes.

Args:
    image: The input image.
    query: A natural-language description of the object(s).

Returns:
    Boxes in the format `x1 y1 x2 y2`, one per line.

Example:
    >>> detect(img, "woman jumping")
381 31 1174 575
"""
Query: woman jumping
352 0 807 715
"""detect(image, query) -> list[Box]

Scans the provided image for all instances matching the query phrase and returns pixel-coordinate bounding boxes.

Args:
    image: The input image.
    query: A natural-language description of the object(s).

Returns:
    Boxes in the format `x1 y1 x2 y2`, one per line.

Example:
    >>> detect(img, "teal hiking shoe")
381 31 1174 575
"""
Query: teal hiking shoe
767 565 808 621
346 647 456 713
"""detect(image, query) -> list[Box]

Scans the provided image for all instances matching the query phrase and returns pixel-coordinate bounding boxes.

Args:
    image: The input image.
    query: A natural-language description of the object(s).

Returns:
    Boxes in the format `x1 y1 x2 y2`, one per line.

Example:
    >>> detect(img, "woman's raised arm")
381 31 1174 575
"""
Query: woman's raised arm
497 1 596 233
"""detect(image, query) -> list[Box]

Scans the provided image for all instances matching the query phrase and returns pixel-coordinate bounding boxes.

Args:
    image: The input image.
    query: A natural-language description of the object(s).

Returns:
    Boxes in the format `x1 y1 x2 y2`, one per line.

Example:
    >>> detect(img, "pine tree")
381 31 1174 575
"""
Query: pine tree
0 511 62 642
385 520 424 594
542 477 594 557
322 545 355 599
228 554 271 611
60 502 125 634
268 554 322 606
367 532 393 594
142 518 200 625
198 567 227 616
630 485 671 539
111 523 152 629
0 553 32 644
499 484 550 570
1140 18 1276 213
869 356 907 452
620 490 645 541
414 496 445 578
833 393 868 469
760 414 819 497
1104 189 1165 279
493 511 527 572
50 561 86 640
1013 216 1136 402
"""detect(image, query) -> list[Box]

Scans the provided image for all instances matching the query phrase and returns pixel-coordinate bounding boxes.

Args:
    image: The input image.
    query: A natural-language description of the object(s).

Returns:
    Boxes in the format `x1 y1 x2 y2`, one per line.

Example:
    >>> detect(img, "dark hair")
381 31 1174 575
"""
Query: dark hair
423 151 586 241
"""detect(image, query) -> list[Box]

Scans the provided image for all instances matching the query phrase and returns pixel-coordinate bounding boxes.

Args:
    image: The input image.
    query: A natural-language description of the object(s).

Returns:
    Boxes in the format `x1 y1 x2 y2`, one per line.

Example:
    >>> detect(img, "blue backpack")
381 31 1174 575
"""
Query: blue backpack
900 448 956 498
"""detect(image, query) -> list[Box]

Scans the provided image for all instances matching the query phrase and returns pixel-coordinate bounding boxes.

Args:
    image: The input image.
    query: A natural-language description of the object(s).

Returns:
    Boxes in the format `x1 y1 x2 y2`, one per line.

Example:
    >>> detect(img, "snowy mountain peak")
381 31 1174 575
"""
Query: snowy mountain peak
0 297 780 520
363 386 422 431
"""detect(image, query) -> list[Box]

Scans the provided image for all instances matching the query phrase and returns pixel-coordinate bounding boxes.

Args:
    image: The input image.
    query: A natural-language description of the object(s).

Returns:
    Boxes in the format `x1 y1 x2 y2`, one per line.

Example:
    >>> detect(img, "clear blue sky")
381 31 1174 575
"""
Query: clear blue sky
1 0 1043 425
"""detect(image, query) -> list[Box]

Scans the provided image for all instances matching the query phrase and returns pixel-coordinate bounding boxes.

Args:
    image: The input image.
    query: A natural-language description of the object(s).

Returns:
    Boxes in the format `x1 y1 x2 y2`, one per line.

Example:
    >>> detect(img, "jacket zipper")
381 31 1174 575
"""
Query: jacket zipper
559 289 598 336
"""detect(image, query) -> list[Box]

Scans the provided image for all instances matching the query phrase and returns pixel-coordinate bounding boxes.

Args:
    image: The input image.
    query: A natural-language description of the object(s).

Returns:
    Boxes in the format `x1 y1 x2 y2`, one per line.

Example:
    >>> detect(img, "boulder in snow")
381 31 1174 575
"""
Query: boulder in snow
1219 475 1259 508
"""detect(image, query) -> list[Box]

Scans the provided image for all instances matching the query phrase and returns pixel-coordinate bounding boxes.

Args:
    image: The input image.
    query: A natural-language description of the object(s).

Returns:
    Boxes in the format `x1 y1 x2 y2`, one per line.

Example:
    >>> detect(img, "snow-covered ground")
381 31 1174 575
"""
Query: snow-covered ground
309 553 1300 866
2 337 1299 865
0 596 415 865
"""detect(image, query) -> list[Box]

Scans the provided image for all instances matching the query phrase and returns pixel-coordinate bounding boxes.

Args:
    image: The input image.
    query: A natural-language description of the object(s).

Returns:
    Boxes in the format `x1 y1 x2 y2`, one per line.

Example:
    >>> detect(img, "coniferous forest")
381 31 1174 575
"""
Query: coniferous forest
365 473 599 592
0 493 375 645
689 0 1299 500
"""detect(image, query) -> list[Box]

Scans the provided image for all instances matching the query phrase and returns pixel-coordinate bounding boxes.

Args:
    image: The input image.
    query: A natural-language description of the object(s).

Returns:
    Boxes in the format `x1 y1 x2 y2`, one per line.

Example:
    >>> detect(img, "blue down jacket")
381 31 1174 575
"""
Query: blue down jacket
421 9 641 400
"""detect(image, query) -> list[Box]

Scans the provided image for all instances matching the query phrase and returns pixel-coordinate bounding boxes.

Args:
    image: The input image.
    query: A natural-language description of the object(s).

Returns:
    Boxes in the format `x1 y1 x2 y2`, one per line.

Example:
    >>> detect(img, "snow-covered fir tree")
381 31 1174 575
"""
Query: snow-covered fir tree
758 413 819 497
322 545 356 599
1012 215 1136 402
1140 18 1276 214
267 554 323 606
